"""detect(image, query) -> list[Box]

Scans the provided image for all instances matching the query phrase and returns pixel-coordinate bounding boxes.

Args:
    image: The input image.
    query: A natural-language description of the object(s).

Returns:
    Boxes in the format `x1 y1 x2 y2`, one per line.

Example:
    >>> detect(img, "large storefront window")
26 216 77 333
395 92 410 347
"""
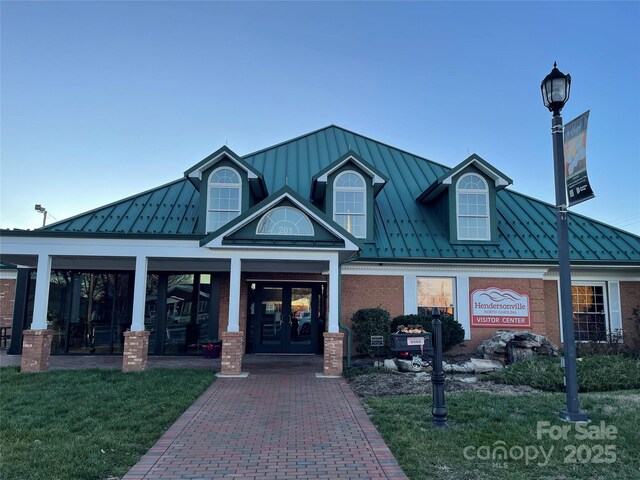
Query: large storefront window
572 284 609 342
145 273 215 355
417 278 455 316
45 271 133 354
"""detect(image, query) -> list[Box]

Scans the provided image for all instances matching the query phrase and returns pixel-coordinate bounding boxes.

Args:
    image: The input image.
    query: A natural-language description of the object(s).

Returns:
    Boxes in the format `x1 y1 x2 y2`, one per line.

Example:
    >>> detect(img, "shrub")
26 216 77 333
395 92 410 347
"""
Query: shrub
390 313 465 352
342 365 398 380
352 308 392 357
486 354 640 392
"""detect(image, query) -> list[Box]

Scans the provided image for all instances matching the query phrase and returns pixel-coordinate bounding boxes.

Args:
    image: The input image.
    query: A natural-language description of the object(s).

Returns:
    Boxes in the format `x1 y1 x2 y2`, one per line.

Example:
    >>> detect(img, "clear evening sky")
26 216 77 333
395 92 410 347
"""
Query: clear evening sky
1 1 639 235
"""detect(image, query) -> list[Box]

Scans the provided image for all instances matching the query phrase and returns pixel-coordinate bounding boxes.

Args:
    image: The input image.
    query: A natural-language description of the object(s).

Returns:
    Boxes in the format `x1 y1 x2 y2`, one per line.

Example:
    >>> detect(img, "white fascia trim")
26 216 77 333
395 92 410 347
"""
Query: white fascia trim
0 271 17 280
202 192 359 251
317 156 385 186
188 152 258 181
441 159 509 188
0 236 349 263
342 262 548 278
544 269 640 281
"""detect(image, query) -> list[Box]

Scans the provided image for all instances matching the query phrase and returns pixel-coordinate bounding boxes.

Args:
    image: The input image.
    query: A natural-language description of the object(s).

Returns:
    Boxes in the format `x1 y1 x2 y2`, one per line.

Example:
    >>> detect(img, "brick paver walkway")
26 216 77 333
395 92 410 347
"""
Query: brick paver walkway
1 350 408 479
123 358 409 480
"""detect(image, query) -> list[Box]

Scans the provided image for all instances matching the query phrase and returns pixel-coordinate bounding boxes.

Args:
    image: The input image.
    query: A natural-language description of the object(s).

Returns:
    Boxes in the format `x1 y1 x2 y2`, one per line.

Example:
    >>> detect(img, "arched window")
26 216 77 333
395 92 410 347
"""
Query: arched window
207 167 241 232
256 207 314 236
334 171 366 238
456 173 490 240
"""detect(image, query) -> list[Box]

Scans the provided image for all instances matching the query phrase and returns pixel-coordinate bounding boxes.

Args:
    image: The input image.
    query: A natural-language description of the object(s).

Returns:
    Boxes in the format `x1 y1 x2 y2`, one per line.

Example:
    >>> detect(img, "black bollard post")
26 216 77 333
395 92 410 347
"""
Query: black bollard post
431 307 448 428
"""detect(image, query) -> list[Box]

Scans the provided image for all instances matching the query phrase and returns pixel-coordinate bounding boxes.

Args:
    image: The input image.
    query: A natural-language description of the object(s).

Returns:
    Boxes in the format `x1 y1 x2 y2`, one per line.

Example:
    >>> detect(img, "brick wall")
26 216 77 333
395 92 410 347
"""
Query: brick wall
221 331 244 375
340 275 404 329
543 280 561 346
621 281 640 349
323 332 344 376
20 330 53 372
0 277 16 330
122 331 150 372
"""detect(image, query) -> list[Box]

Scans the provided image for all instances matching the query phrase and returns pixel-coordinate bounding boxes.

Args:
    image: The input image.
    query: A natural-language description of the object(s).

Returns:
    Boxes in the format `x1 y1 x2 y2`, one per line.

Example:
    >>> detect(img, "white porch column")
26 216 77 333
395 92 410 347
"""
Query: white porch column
31 254 52 330
130 255 148 332
227 256 241 332
328 253 340 333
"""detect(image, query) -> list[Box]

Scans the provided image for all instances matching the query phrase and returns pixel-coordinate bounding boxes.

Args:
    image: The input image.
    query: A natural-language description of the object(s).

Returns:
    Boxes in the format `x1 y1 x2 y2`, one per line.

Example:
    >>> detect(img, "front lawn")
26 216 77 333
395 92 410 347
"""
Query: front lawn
0 367 215 480
365 390 640 480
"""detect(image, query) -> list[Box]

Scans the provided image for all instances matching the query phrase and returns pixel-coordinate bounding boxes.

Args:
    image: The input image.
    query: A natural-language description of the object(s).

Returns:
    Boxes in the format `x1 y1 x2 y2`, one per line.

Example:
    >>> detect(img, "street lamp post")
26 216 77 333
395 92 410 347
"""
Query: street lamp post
34 204 47 227
431 307 448 428
541 63 589 423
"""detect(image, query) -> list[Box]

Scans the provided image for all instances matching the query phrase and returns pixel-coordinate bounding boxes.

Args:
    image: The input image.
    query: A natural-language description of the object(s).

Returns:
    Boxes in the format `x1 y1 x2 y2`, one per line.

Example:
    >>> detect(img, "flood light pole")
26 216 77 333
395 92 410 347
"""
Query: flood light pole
34 204 47 227
541 63 589 423
431 307 448 428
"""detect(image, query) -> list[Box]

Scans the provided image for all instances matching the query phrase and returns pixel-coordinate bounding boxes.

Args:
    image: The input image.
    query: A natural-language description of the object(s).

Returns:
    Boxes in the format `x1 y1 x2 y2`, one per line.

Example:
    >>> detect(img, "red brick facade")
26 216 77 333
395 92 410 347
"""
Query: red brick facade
323 332 344 376
340 275 404 329
20 329 53 372
122 331 150 373
621 281 640 348
221 331 244 375
0 277 16 332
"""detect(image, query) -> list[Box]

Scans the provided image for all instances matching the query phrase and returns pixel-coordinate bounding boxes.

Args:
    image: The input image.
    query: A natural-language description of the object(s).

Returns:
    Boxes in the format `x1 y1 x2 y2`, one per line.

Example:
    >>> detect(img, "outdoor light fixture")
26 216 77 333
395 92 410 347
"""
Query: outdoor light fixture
541 62 571 115
541 63 589 423
34 204 47 227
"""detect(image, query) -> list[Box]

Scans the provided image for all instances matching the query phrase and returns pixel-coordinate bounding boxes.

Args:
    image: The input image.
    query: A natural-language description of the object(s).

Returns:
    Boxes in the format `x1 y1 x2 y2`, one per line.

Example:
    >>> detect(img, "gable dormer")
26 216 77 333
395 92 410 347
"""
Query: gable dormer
417 154 512 244
310 150 387 240
184 146 268 234
199 186 360 262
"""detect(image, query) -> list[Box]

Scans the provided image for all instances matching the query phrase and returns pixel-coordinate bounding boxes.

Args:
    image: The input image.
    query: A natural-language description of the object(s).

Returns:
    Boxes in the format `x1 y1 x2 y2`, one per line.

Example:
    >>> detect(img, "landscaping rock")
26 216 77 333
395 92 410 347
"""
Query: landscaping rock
477 331 559 365
384 359 399 371
469 358 504 373
396 359 415 372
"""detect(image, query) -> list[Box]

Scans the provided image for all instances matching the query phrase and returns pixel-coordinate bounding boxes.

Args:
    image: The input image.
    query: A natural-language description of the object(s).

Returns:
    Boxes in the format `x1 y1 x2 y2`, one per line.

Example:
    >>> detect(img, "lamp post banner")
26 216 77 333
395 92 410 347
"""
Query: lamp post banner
563 110 594 206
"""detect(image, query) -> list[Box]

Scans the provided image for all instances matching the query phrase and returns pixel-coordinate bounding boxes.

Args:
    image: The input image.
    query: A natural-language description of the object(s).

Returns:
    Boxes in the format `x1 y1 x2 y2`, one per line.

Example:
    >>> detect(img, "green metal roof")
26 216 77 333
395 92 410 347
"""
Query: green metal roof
35 125 640 264
40 178 201 235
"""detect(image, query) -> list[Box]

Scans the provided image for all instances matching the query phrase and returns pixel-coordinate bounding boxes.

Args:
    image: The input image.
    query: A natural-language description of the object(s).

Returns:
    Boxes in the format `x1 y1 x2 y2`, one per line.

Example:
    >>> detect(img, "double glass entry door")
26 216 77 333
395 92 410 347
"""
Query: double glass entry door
251 283 323 354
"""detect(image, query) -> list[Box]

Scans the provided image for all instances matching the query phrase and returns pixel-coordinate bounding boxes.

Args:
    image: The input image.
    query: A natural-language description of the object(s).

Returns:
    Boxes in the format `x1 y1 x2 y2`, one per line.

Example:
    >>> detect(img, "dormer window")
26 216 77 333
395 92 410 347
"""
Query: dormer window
334 171 366 238
456 173 490 241
207 167 241 232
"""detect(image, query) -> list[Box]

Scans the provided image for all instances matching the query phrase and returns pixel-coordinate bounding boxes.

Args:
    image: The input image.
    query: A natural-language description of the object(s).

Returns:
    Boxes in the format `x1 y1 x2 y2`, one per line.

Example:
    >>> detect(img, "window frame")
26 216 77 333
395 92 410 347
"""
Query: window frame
416 277 456 317
206 166 242 233
333 170 367 239
456 173 490 241
256 206 315 236
570 281 615 343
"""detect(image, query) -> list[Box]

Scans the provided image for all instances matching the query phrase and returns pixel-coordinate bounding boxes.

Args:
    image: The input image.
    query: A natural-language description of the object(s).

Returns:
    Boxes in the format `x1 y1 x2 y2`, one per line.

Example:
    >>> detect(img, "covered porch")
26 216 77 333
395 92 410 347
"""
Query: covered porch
1 239 348 376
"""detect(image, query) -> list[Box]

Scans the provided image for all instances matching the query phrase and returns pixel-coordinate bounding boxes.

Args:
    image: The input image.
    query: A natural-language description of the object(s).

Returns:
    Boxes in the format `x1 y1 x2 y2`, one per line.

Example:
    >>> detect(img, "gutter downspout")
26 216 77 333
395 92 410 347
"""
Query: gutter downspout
336 263 351 368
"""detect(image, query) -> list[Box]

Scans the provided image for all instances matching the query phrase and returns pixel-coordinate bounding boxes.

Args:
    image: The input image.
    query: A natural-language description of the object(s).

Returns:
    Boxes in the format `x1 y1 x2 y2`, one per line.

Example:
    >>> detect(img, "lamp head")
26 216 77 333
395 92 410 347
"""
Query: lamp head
541 62 571 115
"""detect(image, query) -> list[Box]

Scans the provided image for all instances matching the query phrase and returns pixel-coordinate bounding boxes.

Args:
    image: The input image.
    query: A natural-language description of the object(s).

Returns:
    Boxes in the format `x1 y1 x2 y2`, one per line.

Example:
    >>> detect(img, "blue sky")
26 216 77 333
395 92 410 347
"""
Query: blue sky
1 1 639 235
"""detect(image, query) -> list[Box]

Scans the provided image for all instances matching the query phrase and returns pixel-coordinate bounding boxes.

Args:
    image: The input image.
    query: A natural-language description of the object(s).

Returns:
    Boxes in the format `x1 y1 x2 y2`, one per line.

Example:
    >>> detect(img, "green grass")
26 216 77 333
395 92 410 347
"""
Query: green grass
365 390 640 480
486 355 640 392
0 367 215 480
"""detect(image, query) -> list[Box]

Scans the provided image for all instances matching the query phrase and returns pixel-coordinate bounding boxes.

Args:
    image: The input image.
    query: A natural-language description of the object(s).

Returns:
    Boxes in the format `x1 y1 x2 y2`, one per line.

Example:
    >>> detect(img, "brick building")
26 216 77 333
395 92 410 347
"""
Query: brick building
1 126 639 374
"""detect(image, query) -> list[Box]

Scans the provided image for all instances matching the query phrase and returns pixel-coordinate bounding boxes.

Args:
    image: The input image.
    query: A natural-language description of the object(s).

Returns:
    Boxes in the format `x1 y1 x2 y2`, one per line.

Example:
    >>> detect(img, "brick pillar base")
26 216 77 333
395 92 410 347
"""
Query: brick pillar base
122 331 150 373
20 330 53 373
221 331 244 375
323 332 345 377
